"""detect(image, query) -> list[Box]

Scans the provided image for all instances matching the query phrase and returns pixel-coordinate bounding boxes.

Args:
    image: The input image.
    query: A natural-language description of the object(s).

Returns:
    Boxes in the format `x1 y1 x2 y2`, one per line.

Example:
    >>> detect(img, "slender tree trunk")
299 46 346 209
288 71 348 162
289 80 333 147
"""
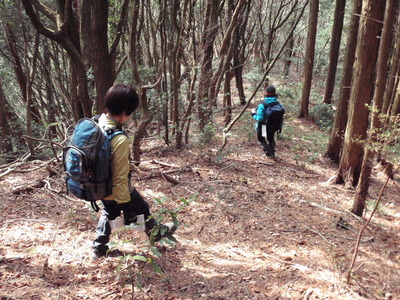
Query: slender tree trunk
323 0 346 104
25 32 40 159
224 70 232 126
336 0 385 187
283 21 294 78
382 28 400 115
390 76 400 116
197 0 219 131
3 23 42 124
299 0 319 118
325 0 362 163
91 0 113 114
0 79 13 154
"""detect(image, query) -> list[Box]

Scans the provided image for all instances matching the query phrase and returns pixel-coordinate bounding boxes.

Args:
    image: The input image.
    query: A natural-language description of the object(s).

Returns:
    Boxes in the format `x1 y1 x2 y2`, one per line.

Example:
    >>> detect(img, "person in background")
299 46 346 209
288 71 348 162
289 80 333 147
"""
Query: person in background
251 85 285 158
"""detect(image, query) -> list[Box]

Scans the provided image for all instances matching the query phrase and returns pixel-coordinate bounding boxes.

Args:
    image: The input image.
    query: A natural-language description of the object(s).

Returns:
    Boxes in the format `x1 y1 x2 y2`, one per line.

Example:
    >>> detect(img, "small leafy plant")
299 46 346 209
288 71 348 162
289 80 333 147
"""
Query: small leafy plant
111 196 194 295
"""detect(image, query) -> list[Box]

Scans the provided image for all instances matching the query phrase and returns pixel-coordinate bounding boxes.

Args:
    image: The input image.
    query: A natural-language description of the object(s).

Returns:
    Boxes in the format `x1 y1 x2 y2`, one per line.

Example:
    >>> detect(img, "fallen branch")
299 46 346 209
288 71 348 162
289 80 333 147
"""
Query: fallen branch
261 253 310 271
304 225 336 247
296 199 363 222
346 175 390 284
151 159 181 169
161 172 180 185
12 180 46 194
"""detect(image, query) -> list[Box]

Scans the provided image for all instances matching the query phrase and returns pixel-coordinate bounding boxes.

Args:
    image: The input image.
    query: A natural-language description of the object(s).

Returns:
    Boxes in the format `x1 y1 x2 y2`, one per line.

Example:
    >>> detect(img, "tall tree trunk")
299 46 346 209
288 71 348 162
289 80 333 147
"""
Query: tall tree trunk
299 0 319 118
382 28 400 115
283 21 295 78
323 0 346 104
0 79 13 154
91 0 113 114
25 32 40 159
336 0 385 187
232 0 252 106
223 70 232 126
21 0 92 119
130 0 161 164
208 0 246 108
3 22 42 124
197 0 219 131
352 0 397 216
325 0 362 162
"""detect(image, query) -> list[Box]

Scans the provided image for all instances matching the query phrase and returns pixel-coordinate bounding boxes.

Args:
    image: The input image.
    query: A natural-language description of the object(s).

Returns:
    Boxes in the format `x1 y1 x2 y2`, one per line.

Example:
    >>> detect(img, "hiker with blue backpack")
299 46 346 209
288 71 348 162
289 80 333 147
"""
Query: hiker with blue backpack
64 84 176 259
251 85 285 158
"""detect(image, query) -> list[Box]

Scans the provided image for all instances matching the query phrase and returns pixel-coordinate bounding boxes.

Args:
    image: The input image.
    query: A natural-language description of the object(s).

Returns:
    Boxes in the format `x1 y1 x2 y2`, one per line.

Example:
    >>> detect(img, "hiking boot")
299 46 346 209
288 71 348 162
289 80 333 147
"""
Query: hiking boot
92 248 107 260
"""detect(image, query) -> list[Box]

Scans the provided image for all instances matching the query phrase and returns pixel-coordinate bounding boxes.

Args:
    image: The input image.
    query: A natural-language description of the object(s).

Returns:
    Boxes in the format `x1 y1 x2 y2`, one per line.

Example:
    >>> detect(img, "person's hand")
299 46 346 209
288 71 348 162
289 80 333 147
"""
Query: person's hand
251 108 256 114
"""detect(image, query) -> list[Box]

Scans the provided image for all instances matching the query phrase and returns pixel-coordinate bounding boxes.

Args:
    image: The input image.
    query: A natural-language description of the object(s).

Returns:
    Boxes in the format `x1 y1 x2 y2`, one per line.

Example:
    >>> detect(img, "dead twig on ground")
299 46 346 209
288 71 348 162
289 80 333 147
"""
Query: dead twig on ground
296 199 364 222
261 253 310 271
346 175 390 284
304 225 336 247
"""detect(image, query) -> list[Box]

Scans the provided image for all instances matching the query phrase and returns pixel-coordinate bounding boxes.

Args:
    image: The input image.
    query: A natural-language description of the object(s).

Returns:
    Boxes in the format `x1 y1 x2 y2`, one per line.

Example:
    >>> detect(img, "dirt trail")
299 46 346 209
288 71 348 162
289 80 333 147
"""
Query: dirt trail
1 117 399 300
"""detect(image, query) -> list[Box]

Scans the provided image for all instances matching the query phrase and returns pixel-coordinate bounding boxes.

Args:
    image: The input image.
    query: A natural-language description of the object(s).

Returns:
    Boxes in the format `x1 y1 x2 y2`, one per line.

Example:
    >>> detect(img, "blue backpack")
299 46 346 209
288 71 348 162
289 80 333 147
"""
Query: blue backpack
262 102 285 129
63 115 125 211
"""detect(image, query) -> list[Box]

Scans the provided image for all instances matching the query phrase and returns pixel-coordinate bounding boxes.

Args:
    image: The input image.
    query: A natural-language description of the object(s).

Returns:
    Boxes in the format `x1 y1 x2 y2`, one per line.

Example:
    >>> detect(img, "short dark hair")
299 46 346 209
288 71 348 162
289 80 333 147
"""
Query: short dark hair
105 84 139 116
265 85 276 96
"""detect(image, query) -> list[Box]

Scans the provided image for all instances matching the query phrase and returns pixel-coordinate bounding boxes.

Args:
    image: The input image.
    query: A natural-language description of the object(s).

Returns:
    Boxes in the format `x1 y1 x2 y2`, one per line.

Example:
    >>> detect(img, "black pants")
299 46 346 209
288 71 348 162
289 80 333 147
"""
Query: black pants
257 126 276 157
93 189 155 254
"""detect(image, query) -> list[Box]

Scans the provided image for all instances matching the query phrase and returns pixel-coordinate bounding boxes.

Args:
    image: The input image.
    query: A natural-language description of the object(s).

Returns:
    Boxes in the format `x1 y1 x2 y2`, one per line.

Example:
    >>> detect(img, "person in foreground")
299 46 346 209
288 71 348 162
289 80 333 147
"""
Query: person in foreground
93 84 176 258
251 85 285 158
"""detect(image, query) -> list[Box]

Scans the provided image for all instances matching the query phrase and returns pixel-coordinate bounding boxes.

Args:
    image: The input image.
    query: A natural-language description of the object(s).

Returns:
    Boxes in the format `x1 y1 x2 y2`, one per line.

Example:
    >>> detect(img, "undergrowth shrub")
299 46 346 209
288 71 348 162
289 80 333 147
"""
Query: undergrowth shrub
197 121 216 146
309 103 335 132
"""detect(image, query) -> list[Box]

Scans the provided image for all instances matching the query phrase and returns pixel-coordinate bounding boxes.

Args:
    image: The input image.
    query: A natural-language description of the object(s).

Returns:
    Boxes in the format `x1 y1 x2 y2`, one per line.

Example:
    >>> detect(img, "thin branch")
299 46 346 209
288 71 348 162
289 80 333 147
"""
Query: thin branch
346 174 391 284
22 135 63 148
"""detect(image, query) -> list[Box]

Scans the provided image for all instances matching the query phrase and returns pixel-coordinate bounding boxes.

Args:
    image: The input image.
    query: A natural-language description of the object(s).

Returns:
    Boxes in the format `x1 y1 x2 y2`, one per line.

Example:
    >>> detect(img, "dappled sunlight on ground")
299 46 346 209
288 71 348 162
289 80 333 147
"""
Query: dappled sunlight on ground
1 115 399 299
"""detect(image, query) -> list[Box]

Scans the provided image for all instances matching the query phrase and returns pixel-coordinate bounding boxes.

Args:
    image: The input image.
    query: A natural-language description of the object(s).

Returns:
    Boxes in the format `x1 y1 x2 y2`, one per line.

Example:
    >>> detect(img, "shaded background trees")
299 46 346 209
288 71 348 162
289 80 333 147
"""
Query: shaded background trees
0 0 399 217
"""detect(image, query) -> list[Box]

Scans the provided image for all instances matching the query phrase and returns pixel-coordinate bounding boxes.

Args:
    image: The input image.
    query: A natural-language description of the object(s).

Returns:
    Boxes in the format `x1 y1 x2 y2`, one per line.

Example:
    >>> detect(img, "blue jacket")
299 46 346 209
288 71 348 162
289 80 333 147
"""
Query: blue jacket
252 96 280 129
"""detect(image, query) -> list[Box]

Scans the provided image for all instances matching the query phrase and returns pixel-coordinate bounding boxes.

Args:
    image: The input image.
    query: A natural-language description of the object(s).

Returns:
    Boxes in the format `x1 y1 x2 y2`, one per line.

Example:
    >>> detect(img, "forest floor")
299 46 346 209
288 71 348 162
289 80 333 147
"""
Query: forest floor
0 107 399 300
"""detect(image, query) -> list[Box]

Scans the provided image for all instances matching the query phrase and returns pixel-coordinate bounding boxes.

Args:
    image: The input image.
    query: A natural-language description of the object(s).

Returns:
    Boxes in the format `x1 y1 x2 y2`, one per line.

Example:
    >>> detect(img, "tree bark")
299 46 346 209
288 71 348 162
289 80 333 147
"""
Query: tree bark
197 0 219 131
3 22 42 124
325 0 362 163
299 0 319 118
336 0 385 187
0 79 14 154
21 0 92 119
323 0 346 104
352 0 397 216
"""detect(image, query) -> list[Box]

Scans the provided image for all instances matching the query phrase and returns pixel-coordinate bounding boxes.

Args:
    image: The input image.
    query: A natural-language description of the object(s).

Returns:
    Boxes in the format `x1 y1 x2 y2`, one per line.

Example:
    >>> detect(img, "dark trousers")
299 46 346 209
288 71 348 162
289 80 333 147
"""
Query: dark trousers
93 189 155 253
257 127 276 157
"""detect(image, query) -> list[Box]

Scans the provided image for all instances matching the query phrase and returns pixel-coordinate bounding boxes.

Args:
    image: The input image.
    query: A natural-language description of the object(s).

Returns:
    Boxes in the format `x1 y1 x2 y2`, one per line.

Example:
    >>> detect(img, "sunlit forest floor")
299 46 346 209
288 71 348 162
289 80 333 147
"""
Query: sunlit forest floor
1 105 399 300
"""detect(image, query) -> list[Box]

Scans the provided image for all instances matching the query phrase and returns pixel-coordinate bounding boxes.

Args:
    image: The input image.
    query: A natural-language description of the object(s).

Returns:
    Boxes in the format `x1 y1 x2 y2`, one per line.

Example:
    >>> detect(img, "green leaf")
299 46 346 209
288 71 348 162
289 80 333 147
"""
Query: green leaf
172 216 179 229
135 273 143 289
127 222 142 230
154 198 164 205
180 198 189 205
160 226 168 236
151 261 163 274
165 233 178 243
132 255 147 262
106 241 118 250
151 246 162 258
164 238 177 247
